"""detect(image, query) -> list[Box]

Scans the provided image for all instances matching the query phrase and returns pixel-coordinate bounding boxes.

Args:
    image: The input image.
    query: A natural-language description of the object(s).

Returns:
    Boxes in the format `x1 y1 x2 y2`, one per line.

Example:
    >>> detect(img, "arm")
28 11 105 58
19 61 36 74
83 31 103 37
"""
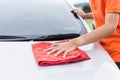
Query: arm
83 12 93 19
72 8 93 19
46 13 119 57
73 13 119 46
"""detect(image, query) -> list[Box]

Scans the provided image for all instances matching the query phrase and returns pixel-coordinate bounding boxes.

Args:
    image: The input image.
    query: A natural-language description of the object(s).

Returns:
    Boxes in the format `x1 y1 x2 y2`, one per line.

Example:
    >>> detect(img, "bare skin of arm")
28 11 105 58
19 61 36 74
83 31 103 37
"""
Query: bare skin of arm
72 8 93 19
45 13 119 57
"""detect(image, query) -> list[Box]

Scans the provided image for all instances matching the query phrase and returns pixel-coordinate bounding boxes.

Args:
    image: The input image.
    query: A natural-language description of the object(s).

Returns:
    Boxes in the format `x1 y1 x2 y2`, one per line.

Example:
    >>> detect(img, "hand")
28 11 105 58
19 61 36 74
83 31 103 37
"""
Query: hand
71 8 86 18
45 40 78 57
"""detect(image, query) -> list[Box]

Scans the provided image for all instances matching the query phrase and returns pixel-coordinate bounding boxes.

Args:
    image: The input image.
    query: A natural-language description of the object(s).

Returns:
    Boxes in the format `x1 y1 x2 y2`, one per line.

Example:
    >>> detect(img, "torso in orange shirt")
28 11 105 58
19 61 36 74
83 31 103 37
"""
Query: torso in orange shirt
90 0 120 62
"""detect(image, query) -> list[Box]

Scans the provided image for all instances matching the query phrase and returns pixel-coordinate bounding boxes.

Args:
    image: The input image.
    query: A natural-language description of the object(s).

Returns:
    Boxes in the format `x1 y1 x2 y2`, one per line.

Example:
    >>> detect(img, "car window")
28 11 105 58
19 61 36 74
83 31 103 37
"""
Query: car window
0 0 87 37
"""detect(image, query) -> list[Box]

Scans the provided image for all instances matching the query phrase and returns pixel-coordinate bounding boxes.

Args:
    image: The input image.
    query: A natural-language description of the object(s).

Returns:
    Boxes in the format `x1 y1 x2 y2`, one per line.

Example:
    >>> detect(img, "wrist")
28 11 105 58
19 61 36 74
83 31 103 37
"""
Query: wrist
82 13 88 19
71 36 86 47
70 39 79 47
83 13 93 19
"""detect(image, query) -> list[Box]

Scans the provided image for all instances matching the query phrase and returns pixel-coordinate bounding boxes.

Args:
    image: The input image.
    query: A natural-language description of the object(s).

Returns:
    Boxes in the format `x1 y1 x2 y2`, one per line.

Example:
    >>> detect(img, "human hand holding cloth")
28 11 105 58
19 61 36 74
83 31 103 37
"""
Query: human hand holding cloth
32 40 90 66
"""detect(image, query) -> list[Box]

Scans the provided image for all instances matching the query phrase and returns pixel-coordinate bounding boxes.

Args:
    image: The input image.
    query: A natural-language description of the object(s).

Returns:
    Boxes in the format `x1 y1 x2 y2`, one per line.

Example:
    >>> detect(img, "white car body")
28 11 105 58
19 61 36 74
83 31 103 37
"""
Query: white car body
0 20 120 80
0 0 120 80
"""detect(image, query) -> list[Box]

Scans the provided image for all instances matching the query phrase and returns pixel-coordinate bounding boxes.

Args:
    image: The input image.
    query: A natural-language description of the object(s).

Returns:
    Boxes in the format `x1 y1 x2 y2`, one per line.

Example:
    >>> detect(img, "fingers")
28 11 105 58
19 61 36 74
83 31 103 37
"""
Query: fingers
45 44 67 57
51 43 60 47
44 47 53 52
45 42 65 55
71 9 79 14
47 46 61 55
71 8 80 13
71 8 85 18
47 48 57 55
63 43 77 57
54 48 65 57
46 47 74 58
44 41 77 58
48 47 70 58
63 50 69 58
44 43 61 51
63 48 75 58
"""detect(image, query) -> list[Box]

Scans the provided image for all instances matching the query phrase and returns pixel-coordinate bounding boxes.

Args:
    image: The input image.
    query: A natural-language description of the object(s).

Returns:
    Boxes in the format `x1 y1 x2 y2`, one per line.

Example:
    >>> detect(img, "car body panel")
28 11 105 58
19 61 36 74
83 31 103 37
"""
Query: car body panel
0 0 87 37
0 0 120 80
0 42 120 80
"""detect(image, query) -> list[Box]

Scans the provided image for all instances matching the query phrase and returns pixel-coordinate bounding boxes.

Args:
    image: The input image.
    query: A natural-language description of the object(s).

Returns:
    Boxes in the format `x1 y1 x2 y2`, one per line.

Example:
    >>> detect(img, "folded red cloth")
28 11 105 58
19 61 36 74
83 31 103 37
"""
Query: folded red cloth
32 42 90 66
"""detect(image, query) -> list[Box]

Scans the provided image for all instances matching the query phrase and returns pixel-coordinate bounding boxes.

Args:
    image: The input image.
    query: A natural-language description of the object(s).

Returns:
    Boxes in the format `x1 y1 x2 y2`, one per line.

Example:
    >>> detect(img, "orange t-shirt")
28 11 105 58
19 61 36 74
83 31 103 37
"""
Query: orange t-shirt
90 0 120 62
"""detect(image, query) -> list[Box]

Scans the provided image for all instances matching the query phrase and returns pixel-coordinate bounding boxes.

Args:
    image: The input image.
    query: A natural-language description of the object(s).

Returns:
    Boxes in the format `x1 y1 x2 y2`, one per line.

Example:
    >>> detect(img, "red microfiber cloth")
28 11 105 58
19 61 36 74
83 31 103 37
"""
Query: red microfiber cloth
32 41 90 66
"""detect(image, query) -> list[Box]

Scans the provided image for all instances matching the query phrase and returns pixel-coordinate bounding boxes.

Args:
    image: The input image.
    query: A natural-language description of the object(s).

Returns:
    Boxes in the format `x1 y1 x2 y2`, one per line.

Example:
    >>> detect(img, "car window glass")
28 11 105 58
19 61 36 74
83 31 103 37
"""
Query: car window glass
0 0 86 36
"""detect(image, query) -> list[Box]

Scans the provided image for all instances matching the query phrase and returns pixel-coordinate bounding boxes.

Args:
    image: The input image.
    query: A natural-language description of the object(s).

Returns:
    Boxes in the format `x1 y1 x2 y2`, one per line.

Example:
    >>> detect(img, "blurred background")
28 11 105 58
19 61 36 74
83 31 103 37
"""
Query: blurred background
69 0 93 30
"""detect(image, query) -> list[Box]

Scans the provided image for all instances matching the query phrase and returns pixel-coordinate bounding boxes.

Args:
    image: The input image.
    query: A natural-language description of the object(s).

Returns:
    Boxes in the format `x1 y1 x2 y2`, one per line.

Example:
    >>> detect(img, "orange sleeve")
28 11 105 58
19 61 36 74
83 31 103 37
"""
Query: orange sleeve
105 0 120 13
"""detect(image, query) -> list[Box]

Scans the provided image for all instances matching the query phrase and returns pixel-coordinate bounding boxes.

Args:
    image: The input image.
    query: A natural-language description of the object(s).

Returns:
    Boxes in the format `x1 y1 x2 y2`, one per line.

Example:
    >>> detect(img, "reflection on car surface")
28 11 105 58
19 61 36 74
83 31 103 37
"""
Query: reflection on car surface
0 0 120 80
0 0 88 41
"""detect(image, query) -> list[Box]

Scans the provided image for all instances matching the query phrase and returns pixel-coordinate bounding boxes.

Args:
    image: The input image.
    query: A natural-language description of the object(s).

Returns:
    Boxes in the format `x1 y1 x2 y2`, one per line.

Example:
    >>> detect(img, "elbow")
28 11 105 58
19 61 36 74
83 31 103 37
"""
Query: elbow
104 23 117 35
108 25 117 35
111 28 116 34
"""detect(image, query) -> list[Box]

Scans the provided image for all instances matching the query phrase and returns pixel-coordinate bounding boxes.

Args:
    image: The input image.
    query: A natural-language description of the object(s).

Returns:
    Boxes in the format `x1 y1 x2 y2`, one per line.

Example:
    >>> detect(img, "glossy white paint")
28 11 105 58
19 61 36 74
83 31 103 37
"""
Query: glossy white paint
69 0 89 4
0 13 120 80
0 42 119 80
0 1 119 79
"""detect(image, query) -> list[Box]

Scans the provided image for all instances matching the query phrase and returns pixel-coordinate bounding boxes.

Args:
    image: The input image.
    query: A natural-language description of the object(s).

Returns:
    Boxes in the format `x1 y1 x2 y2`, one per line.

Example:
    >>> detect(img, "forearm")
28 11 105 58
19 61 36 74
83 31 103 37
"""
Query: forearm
72 13 119 47
73 24 115 46
83 12 93 19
